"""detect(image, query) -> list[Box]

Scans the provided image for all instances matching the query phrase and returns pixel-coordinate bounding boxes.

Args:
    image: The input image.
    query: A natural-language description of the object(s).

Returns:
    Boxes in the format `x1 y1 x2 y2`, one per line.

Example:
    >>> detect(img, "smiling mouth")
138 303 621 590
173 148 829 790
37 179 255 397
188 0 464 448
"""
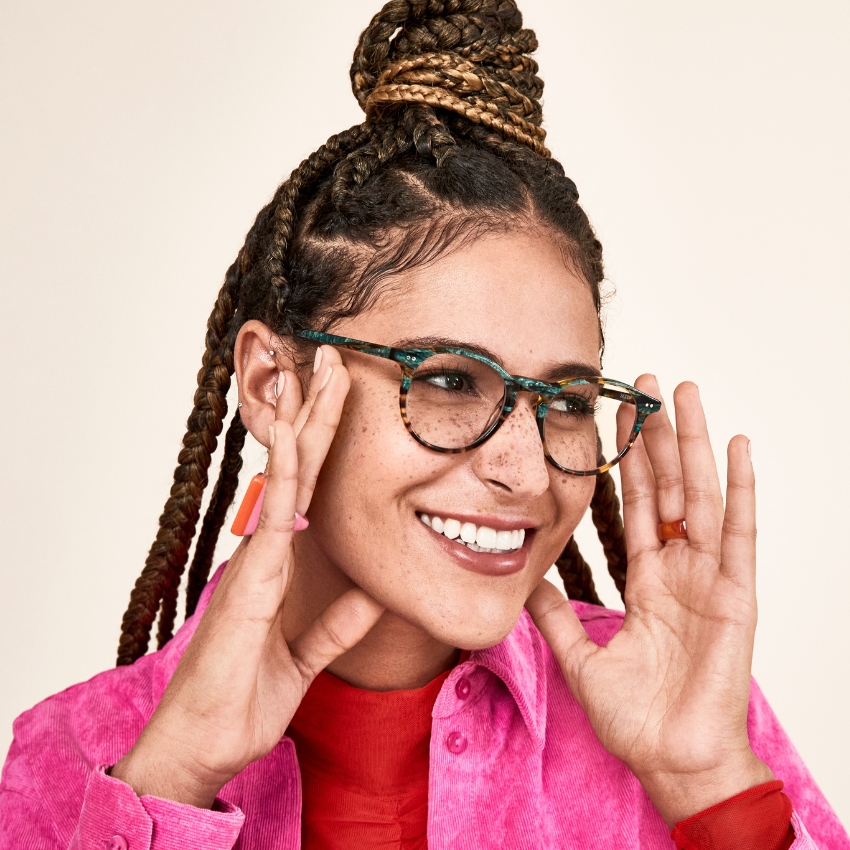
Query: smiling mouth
418 513 526 554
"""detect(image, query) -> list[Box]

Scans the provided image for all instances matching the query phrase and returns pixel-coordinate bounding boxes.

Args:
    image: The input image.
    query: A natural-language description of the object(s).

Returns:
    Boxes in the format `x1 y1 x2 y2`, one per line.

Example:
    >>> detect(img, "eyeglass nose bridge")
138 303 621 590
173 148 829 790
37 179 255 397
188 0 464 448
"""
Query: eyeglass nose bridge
486 375 562 452
500 374 562 415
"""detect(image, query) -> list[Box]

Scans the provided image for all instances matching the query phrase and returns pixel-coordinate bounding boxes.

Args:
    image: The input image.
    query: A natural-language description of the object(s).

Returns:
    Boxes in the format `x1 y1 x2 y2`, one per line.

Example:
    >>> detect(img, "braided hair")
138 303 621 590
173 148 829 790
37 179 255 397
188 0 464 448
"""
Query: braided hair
116 0 628 666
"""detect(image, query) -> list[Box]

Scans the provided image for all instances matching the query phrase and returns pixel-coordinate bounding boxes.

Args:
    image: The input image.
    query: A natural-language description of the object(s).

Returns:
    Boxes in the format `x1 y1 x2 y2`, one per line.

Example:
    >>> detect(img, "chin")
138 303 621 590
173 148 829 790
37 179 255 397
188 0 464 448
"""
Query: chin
416 592 530 652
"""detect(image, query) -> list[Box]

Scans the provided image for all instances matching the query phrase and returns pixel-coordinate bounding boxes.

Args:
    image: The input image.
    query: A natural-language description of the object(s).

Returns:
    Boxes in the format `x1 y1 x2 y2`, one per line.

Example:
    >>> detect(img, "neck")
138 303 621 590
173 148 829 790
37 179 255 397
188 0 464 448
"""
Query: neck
283 537 459 691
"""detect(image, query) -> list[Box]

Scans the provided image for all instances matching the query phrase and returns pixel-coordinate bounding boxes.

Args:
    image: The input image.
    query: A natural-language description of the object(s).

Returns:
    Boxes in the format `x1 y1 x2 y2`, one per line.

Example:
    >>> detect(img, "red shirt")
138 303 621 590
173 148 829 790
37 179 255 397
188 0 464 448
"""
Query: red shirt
288 668 451 850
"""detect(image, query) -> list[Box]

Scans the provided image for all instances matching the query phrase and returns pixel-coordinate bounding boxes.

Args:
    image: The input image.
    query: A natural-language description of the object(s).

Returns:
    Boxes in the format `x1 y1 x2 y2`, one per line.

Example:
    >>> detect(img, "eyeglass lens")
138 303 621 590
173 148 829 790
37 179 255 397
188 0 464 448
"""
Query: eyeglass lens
405 353 636 473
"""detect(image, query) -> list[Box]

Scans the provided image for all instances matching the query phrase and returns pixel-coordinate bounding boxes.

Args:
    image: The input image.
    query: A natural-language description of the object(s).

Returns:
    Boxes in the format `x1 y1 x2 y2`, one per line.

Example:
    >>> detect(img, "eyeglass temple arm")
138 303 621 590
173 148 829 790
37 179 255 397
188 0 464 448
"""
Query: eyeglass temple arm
597 384 662 421
297 330 433 368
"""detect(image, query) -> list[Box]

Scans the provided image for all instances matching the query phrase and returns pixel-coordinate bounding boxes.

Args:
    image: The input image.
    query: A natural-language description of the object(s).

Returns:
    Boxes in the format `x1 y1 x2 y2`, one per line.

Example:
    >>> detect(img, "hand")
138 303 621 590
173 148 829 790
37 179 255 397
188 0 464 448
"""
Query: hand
526 376 773 826
112 346 384 808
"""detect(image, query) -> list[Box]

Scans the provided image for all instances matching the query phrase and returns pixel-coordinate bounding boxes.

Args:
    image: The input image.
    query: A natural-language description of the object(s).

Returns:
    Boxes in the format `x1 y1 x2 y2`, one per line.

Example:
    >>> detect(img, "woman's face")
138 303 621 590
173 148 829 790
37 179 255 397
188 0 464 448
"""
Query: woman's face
296 228 601 650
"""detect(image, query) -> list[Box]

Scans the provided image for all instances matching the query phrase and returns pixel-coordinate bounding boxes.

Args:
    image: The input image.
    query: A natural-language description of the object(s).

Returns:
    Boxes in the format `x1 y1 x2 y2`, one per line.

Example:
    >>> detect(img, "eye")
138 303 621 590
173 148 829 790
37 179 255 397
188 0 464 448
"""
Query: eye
417 370 475 394
549 393 596 416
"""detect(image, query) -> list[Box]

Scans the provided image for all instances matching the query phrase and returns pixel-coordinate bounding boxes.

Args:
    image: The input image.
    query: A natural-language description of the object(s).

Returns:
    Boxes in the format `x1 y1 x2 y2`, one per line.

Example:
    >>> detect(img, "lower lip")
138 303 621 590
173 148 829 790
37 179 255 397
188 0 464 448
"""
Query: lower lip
421 521 532 576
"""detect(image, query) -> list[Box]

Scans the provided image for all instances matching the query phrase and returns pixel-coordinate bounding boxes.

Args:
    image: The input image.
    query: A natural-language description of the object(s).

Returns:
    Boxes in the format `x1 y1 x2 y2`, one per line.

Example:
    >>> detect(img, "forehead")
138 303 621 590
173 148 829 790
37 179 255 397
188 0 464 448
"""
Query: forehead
334 229 602 376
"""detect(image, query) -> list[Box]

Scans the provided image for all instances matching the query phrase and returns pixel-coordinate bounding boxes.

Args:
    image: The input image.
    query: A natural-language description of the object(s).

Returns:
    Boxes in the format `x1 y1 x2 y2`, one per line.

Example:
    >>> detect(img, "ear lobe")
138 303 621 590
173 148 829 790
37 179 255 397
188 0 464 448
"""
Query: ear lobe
234 320 298 447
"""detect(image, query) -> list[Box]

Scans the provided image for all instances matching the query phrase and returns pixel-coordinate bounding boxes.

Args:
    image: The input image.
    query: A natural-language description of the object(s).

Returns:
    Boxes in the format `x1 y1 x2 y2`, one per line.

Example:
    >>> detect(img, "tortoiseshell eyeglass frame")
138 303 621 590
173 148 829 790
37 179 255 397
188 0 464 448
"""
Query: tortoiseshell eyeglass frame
297 330 662 476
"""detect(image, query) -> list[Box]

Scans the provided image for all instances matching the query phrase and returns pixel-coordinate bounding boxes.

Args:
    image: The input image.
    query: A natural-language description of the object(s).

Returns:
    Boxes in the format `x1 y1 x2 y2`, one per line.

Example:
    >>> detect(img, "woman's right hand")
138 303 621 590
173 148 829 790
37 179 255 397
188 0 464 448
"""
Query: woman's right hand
112 346 384 808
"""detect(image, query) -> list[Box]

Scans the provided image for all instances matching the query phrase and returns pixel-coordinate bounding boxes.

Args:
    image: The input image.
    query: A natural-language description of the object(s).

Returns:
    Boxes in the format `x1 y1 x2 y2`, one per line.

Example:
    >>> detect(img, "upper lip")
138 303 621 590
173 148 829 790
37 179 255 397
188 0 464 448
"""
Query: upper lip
417 510 538 531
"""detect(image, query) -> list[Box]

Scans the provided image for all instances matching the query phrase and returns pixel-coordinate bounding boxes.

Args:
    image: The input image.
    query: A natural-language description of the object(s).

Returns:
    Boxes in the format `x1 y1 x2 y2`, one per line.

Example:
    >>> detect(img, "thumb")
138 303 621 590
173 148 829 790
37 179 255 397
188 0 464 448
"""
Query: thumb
526 579 595 678
288 588 385 682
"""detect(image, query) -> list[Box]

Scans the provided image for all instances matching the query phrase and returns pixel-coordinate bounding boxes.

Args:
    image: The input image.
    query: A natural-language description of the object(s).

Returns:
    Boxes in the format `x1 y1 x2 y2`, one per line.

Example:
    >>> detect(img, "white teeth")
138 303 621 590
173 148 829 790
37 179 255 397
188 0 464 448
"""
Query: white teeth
419 513 526 553
443 518 461 539
476 526 497 549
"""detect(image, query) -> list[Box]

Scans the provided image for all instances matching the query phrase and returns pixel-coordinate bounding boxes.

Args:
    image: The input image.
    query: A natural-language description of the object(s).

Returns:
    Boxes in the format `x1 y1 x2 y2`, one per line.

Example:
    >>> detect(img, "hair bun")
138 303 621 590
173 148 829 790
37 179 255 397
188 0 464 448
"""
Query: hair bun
350 0 549 156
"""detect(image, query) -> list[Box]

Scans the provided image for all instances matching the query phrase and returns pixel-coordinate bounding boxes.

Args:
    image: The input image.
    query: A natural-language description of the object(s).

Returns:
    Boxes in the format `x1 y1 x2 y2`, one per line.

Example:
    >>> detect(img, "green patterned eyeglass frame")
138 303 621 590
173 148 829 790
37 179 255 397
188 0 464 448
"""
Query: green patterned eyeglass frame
297 330 662 476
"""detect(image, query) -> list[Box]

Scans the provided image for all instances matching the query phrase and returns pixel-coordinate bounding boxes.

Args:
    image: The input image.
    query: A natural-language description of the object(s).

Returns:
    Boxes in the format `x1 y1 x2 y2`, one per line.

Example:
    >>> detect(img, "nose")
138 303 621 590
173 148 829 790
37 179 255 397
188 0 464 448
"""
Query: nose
469 393 550 498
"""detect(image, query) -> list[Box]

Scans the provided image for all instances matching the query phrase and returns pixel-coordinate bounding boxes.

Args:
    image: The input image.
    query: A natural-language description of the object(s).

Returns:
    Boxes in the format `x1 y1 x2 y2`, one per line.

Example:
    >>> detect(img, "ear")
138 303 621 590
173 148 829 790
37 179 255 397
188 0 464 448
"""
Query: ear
234 320 298 448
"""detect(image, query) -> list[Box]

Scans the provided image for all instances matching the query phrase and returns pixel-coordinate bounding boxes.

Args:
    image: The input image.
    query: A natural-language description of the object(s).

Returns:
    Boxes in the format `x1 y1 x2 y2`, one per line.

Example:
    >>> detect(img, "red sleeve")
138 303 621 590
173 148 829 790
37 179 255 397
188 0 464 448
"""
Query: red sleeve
670 780 795 850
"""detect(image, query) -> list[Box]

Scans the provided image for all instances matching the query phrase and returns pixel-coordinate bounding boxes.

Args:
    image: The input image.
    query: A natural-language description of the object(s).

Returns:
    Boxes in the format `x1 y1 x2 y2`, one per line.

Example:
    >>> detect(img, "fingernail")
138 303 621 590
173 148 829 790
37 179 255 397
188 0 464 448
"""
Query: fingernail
747 440 752 459
275 371 285 399
294 511 309 532
268 425 276 448
313 347 323 374
319 366 333 391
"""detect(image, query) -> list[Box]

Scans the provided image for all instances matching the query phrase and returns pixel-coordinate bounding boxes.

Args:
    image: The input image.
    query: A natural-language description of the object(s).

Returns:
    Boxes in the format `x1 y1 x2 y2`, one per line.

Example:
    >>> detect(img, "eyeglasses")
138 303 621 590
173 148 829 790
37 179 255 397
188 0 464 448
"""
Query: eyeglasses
297 330 661 476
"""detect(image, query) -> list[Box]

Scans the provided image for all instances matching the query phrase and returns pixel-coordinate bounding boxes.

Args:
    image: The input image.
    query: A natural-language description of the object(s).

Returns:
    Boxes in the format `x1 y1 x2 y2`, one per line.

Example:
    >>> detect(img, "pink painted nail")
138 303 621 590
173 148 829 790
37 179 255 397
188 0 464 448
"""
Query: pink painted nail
294 512 309 532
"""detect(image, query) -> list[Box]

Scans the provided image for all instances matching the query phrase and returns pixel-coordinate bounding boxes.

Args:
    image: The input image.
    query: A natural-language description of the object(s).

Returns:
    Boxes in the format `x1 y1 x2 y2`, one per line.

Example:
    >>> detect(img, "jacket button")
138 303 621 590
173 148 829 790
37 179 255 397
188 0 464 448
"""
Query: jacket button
446 731 468 754
455 677 471 700
104 837 129 850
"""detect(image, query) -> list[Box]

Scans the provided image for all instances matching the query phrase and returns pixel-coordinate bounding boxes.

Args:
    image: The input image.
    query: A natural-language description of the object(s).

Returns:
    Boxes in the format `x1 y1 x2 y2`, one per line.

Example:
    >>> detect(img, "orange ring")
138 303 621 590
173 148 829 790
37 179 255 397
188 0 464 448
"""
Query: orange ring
658 519 688 541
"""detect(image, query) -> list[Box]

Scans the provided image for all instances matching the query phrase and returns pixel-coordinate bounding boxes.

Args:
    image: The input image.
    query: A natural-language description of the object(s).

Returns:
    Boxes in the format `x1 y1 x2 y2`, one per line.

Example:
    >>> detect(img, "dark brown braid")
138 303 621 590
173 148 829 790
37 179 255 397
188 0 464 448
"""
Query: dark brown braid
184 413 247 618
118 0 630 664
116 257 242 666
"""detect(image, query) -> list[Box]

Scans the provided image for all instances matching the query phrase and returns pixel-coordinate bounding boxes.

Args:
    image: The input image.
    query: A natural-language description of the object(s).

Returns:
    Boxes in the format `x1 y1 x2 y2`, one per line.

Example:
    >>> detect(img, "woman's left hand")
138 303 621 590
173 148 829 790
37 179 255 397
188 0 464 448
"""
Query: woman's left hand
526 376 773 827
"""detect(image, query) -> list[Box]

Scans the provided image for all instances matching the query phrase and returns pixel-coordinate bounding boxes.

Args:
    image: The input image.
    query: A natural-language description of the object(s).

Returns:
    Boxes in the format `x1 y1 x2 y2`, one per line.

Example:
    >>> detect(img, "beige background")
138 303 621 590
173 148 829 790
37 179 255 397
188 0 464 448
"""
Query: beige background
1 0 848 826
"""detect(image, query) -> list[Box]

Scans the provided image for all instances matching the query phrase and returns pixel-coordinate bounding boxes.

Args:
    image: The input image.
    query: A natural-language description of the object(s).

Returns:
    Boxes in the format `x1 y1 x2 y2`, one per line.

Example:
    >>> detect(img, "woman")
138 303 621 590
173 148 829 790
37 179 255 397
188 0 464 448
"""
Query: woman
1 1 847 848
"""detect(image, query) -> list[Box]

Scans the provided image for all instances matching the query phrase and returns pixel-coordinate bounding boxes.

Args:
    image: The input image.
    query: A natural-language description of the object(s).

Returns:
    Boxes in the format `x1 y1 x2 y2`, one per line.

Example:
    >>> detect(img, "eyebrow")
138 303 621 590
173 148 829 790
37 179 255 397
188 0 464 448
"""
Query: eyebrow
392 335 602 382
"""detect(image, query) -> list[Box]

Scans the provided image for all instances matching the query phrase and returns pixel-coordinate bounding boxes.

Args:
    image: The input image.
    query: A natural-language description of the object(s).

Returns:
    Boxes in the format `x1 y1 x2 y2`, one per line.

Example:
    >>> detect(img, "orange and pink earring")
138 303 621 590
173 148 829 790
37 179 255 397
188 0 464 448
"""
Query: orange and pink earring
231 473 309 536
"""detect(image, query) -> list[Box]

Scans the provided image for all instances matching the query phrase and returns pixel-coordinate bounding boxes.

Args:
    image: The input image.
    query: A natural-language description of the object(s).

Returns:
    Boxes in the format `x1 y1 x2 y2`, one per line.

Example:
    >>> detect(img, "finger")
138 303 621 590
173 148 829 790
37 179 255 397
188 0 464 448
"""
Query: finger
673 382 724 551
289 588 385 681
616 397 662 559
720 435 756 582
525 580 595 682
294 363 351 514
235 420 300 591
633 375 686 524
274 368 304 427
293 345 344 437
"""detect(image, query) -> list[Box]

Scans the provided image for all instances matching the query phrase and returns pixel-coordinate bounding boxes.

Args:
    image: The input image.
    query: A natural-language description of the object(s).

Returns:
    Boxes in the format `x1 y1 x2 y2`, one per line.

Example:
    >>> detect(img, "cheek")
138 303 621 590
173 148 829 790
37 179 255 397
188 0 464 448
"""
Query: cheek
535 472 596 575
307 375 428 553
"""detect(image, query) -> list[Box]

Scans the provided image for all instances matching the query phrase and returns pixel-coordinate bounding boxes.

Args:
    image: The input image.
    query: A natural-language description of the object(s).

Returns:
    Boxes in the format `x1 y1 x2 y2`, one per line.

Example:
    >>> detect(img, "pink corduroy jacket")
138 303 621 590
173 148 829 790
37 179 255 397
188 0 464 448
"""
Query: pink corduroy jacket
1 563 848 850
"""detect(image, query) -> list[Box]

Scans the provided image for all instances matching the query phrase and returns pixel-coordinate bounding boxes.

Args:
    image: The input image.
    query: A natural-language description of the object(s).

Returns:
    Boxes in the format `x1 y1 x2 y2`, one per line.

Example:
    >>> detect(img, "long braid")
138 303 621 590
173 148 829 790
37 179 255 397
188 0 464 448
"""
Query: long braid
184 412 247 618
117 258 243 665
